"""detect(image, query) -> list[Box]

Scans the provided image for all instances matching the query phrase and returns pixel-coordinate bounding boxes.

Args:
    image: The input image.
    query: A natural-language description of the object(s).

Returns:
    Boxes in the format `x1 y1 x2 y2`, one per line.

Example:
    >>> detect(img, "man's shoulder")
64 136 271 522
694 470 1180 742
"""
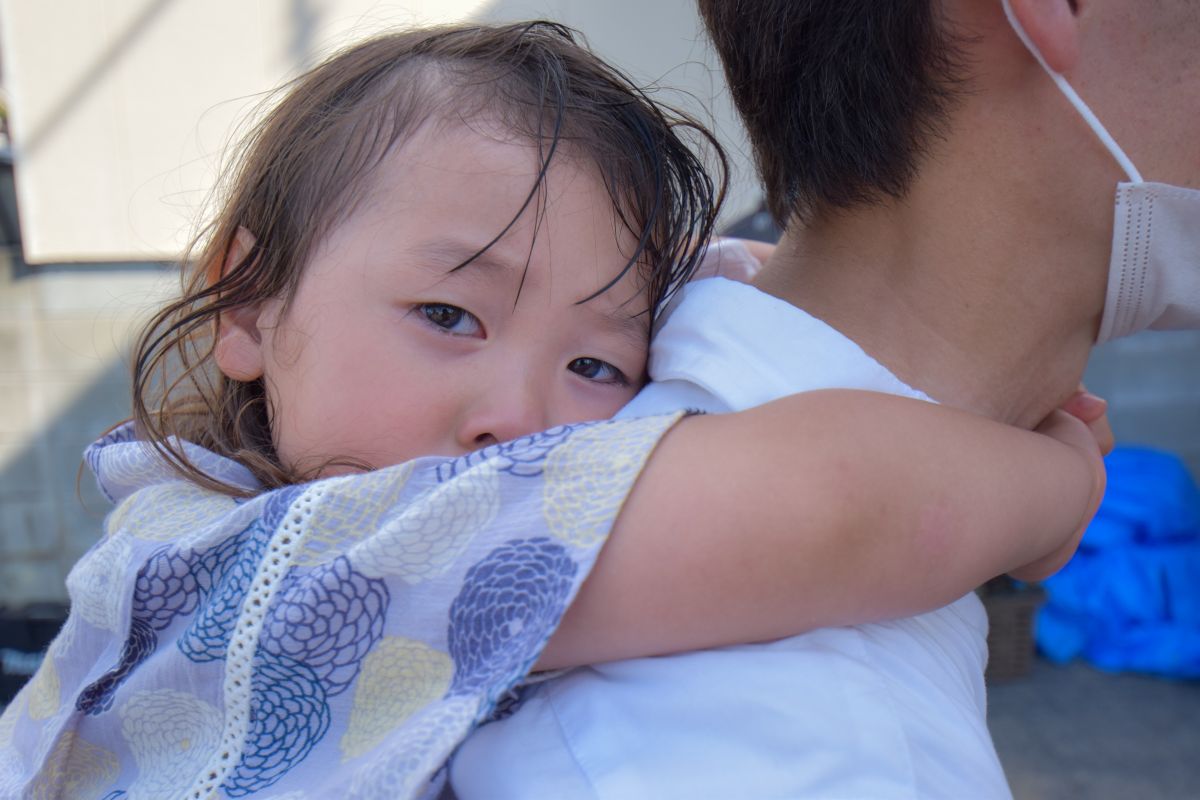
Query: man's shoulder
641 278 932 411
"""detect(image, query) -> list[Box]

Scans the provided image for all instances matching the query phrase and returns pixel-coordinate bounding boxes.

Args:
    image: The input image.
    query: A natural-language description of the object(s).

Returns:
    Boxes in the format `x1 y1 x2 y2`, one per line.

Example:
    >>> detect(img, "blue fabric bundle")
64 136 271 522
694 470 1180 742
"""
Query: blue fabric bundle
1037 447 1200 678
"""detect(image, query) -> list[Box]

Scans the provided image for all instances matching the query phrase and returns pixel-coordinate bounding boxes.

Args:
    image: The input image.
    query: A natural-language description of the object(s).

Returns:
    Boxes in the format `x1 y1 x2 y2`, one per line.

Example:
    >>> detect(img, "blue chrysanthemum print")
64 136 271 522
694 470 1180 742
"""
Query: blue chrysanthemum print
447 538 577 699
436 425 582 481
76 487 301 713
181 486 302 661
83 423 138 482
75 617 156 715
260 484 308 530
262 556 388 695
179 520 272 662
133 546 203 629
224 650 330 797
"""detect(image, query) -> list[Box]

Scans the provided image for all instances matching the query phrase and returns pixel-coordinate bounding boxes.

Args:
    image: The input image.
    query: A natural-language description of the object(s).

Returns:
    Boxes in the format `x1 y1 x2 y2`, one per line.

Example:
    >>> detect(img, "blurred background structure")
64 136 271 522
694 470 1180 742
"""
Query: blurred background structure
0 0 758 264
0 2 1198 797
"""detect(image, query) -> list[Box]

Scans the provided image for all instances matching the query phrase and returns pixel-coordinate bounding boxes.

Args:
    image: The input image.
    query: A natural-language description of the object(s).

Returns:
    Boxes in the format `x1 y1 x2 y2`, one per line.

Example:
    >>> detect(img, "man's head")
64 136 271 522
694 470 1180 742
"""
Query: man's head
697 0 967 226
699 0 1199 425
698 0 1200 227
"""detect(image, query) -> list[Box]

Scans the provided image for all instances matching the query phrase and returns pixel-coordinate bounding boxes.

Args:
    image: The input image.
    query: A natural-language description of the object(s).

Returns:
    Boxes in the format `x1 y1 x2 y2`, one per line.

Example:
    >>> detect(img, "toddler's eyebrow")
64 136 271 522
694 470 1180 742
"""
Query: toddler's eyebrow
408 238 520 278
589 303 652 352
411 237 651 346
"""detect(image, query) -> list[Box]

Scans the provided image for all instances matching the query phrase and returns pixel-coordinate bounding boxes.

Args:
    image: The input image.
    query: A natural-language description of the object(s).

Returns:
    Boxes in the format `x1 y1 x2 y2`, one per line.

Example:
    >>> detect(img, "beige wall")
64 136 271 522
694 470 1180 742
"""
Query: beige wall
0 254 174 605
0 0 755 263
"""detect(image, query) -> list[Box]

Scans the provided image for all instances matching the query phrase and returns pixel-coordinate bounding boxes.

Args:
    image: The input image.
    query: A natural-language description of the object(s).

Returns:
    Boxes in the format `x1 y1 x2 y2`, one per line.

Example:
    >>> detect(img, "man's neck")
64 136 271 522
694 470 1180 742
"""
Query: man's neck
752 189 1108 429
745 8 1143 429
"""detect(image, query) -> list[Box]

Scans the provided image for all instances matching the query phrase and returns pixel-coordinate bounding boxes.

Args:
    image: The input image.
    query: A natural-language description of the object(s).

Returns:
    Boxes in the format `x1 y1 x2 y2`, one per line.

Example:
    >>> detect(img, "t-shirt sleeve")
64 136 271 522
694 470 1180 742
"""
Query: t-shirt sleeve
0 412 684 800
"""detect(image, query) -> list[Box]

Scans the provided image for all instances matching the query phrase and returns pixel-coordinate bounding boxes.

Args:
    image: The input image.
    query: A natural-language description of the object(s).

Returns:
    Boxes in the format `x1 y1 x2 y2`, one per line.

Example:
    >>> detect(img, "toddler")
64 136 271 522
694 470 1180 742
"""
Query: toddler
0 21 1103 800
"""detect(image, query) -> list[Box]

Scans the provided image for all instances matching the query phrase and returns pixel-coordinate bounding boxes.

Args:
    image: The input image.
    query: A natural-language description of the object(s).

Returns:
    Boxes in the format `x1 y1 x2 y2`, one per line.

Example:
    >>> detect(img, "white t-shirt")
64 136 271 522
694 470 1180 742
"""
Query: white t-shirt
450 278 1011 799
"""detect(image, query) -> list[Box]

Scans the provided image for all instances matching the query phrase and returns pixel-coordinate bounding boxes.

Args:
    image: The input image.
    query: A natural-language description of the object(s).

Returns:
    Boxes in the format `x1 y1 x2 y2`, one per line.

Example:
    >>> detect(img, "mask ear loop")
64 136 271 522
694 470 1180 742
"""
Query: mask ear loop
1001 0 1143 183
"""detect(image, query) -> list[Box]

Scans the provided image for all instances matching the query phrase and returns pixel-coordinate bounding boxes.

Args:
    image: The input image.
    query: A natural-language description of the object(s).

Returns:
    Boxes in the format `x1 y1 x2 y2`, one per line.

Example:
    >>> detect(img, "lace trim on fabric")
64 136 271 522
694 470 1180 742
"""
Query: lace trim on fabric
186 484 325 799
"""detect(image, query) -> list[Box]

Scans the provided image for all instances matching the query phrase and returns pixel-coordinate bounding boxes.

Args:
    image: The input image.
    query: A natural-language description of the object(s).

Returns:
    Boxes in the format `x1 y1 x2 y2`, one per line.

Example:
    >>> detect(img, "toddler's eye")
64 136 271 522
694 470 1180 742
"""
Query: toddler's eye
419 304 482 336
569 357 628 386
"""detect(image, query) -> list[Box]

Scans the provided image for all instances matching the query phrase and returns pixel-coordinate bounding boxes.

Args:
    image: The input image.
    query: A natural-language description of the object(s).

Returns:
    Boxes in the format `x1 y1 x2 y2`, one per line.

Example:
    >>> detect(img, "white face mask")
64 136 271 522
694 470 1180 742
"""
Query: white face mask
1002 0 1200 344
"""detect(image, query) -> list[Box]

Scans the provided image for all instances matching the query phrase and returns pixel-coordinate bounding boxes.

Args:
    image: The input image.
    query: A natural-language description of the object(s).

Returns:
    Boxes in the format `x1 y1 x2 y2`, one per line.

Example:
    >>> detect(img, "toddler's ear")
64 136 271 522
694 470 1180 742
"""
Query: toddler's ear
214 228 268 382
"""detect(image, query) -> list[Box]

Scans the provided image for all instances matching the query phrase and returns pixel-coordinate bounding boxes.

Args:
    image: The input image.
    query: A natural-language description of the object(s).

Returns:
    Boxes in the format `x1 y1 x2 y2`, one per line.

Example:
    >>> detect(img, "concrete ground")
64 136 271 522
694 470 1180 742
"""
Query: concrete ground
989 659 1200 799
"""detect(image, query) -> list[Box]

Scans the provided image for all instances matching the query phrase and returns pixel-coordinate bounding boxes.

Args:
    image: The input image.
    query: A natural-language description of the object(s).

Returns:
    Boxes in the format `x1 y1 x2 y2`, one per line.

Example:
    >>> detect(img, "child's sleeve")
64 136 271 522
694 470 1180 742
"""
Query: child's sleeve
316 412 684 798
0 412 683 800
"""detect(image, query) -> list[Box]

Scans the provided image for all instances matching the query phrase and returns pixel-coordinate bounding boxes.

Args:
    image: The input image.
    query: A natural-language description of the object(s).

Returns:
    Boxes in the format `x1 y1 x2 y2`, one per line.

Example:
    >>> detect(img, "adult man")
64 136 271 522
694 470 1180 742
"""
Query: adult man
450 1 1198 796
700 0 1198 433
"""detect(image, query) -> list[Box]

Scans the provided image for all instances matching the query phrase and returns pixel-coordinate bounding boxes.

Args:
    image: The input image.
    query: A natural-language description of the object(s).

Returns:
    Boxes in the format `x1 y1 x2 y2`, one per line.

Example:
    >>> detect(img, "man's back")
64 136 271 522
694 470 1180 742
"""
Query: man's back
450 279 1011 799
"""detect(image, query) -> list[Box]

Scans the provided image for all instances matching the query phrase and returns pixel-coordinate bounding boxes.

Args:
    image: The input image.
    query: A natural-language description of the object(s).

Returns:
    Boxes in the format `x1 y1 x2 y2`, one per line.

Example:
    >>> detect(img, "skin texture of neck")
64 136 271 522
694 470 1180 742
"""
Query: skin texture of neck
752 146 1113 430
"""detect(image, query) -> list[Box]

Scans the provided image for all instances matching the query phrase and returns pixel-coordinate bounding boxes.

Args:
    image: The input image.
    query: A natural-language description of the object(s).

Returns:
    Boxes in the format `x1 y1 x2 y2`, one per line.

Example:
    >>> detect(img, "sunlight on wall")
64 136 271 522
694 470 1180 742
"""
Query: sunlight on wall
1 0 748 263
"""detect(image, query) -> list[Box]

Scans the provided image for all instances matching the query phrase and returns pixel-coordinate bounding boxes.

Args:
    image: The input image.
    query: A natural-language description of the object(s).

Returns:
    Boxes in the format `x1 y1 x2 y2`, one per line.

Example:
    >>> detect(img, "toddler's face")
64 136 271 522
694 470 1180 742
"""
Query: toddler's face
218 122 649 476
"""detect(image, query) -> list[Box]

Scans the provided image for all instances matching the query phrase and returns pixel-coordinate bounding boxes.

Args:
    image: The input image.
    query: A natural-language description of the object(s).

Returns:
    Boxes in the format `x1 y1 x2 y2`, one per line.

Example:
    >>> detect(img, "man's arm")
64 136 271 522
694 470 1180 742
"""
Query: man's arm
538 388 1103 669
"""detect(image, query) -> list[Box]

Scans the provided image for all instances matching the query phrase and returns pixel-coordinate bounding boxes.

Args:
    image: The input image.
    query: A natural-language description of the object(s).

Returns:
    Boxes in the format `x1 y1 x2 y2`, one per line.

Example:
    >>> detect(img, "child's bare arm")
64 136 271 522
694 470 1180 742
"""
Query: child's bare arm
1006 386 1112 582
538 389 1103 669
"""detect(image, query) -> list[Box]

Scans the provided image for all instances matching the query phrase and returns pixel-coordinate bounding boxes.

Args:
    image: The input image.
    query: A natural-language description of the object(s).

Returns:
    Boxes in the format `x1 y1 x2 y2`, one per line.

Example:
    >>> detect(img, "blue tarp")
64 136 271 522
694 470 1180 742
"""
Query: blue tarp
1037 447 1200 678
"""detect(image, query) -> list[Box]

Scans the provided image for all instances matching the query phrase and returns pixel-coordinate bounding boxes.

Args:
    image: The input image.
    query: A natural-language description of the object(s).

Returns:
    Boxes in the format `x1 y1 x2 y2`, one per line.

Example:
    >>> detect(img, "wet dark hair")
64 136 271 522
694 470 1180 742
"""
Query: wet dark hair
132 20 726 496
697 0 966 225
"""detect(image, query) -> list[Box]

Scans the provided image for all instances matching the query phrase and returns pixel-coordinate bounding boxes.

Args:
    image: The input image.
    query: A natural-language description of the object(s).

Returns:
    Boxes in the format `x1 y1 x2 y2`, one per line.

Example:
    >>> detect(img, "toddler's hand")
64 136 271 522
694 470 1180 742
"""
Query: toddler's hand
1007 395 1108 582
1059 386 1115 456
659 238 772 325
692 238 768 283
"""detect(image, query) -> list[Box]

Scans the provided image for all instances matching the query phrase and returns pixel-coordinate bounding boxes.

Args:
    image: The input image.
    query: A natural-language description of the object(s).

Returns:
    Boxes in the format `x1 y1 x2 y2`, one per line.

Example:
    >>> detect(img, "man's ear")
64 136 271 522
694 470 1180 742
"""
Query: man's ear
1007 0 1081 73
213 228 268 382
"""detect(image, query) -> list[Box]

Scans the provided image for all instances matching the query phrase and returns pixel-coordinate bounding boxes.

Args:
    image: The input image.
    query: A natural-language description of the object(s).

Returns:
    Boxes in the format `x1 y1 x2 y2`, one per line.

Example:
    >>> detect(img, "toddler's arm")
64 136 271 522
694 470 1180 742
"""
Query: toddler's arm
539 388 1104 668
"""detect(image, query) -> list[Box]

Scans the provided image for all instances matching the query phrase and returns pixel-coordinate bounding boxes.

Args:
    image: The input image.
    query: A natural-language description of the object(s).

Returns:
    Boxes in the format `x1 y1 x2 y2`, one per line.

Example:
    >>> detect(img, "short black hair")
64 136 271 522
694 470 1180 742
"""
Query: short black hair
698 0 966 225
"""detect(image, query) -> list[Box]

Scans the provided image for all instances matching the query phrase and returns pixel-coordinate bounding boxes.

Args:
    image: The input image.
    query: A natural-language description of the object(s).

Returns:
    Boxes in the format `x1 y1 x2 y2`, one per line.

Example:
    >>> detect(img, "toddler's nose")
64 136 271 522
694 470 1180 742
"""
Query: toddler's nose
457 376 549 450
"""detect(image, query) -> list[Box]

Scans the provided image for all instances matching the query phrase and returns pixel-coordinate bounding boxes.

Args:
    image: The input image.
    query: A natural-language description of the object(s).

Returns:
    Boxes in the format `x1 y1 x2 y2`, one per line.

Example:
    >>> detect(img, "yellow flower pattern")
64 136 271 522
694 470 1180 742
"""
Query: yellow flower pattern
120 689 224 799
295 464 414 567
544 415 675 547
349 462 500 583
346 696 478 800
65 532 132 634
118 482 238 543
25 654 60 721
27 731 119 800
341 637 454 760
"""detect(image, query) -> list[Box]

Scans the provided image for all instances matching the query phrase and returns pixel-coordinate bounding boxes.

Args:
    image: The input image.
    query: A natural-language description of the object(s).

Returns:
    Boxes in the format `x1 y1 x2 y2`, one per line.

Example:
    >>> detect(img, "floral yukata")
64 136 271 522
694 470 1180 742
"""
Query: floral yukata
0 412 680 800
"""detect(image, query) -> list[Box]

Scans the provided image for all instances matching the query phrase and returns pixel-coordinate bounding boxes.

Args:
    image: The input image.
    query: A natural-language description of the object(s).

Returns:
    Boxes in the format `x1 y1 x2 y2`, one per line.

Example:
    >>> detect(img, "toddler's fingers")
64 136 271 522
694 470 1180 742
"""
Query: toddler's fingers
694 239 763 283
1088 416 1115 456
1060 388 1106 423
1060 388 1115 456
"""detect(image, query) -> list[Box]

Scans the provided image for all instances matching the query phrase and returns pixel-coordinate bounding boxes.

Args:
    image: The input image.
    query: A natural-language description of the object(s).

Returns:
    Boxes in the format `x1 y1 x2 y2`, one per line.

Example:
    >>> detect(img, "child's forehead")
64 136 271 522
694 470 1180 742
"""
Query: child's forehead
399 118 592 187
365 115 627 215
346 121 650 301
